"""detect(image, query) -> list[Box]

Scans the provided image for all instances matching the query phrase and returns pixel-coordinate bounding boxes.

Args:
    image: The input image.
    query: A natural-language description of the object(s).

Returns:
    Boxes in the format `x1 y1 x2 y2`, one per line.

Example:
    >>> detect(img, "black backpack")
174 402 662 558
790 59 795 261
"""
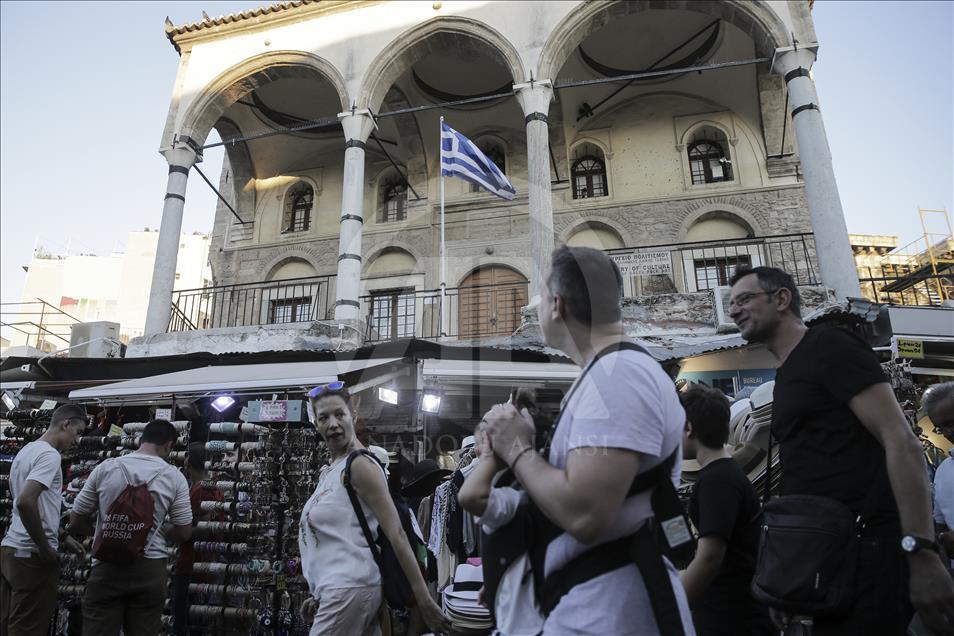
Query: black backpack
343 449 427 610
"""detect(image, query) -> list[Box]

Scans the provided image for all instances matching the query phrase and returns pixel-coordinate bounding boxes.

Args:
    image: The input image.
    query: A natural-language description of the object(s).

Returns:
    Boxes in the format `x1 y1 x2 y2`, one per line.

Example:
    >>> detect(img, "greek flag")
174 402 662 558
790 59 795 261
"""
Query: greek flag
440 121 516 200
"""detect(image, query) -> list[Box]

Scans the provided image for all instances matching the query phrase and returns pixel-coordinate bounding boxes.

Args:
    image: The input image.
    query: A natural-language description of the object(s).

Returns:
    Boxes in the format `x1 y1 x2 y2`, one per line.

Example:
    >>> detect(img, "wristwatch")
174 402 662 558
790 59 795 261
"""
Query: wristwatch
901 535 940 555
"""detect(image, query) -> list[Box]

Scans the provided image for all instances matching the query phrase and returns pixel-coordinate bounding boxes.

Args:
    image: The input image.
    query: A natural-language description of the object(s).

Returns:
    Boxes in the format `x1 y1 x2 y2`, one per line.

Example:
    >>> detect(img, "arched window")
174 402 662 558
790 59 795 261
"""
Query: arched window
572 156 608 199
687 127 733 185
379 179 407 223
470 139 506 193
282 183 313 233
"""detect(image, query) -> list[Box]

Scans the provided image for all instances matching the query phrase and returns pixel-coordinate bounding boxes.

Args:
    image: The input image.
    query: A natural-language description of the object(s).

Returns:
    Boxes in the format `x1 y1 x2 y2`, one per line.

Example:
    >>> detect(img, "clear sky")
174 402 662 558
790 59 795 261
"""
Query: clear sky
1 1 952 312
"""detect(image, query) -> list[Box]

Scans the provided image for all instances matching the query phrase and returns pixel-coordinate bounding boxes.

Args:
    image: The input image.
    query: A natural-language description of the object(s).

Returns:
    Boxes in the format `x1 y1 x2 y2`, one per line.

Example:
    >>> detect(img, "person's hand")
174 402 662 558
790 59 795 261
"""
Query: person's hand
299 597 317 624
477 585 489 609
474 426 504 470
37 544 59 564
483 403 535 467
418 595 451 634
909 552 954 635
61 535 86 557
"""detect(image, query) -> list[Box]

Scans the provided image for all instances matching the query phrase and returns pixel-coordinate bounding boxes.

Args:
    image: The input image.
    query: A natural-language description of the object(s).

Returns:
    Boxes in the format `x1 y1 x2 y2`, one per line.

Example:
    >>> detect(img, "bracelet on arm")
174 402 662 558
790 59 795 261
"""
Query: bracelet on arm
509 446 535 472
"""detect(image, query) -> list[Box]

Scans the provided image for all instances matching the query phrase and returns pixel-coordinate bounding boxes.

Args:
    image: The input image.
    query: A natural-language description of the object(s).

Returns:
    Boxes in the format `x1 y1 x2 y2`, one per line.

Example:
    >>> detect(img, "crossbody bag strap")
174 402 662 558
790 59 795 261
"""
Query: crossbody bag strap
343 450 384 568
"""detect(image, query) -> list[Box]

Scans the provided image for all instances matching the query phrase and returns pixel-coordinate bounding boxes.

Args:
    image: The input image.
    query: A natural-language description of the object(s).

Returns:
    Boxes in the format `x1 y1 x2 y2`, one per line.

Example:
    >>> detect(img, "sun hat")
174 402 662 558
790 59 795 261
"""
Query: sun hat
401 458 452 497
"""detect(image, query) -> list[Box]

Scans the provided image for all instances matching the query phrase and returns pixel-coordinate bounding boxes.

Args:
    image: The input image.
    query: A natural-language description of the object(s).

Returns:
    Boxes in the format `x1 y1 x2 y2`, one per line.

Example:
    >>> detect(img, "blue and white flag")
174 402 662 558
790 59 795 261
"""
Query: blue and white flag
440 121 516 201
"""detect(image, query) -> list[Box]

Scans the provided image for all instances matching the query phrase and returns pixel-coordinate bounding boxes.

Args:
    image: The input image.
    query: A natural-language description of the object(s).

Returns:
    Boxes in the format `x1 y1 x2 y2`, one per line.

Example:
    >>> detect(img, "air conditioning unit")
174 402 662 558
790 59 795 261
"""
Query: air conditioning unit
712 286 738 333
69 322 121 358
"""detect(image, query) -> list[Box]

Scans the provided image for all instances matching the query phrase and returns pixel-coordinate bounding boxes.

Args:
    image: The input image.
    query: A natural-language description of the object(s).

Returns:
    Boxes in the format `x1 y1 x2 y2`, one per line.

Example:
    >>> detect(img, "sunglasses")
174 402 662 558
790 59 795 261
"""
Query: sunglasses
308 381 345 399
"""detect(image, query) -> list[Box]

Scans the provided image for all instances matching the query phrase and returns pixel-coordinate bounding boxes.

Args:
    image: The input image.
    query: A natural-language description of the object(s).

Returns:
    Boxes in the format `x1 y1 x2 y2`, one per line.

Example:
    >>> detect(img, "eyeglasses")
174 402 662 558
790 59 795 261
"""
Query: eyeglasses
728 289 779 309
308 381 345 399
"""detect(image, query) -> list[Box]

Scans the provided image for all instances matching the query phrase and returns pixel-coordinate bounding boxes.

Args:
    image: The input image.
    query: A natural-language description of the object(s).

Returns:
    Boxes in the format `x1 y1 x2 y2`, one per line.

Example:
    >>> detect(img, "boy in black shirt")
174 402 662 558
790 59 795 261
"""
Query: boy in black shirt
679 384 774 636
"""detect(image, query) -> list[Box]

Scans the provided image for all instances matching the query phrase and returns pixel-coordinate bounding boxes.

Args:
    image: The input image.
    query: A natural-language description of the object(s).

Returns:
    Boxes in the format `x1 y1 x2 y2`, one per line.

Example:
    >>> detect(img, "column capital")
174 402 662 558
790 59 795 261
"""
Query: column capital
772 46 818 77
161 140 200 169
337 109 376 144
513 80 554 119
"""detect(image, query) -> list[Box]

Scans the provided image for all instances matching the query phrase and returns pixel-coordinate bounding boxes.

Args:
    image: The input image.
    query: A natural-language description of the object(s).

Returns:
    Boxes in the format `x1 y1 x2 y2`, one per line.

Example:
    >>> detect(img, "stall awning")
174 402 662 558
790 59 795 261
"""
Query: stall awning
69 358 403 400
421 359 579 384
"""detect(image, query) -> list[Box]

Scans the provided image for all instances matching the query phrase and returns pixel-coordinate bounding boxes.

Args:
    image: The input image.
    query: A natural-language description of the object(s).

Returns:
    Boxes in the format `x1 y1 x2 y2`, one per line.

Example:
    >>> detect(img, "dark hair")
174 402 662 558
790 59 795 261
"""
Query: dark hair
310 387 353 412
923 381 954 423
141 419 178 446
51 404 87 427
728 266 801 318
681 383 731 449
186 441 208 470
547 245 623 326
511 387 554 450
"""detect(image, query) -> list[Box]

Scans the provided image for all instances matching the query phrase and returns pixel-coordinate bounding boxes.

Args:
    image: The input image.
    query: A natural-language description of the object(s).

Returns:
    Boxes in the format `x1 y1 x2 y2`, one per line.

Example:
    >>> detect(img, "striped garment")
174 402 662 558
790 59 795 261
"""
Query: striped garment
440 121 516 201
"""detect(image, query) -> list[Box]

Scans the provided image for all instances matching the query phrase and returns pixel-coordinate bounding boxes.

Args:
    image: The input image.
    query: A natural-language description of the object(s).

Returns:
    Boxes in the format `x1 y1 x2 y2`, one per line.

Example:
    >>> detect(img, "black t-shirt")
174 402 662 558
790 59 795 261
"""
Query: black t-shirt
772 325 899 531
689 457 762 582
689 457 773 635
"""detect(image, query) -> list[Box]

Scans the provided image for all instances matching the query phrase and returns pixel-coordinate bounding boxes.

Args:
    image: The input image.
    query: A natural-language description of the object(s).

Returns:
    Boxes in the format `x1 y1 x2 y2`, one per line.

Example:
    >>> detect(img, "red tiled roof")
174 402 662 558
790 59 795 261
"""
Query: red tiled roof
164 1 318 50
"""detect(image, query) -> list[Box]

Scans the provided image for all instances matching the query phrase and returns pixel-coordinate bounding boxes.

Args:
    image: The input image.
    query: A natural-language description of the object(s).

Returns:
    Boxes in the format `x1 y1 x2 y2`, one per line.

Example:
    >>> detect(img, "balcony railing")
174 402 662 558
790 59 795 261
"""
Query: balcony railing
858 274 952 306
604 232 818 297
168 275 336 332
360 281 530 343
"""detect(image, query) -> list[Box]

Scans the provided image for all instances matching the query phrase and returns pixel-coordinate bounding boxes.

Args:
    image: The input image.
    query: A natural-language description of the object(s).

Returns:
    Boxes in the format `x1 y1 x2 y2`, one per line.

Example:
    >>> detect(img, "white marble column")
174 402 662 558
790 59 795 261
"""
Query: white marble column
775 48 861 299
514 81 555 302
144 141 199 335
333 111 376 320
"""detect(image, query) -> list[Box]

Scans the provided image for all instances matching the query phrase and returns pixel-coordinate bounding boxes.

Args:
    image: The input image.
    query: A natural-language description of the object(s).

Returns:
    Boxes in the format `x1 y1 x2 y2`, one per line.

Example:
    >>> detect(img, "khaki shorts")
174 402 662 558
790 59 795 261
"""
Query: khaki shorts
310 585 383 636
0 547 60 636
82 558 169 636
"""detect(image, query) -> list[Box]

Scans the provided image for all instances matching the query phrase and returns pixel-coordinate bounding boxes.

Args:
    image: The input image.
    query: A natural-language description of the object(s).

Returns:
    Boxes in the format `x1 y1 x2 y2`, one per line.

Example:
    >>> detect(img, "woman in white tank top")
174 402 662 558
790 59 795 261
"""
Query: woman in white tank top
298 383 450 636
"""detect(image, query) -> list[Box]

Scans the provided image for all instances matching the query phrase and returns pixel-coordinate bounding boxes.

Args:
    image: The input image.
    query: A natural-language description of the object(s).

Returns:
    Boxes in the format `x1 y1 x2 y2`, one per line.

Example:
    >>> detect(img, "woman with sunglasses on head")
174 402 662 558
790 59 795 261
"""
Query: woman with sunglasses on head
298 382 450 636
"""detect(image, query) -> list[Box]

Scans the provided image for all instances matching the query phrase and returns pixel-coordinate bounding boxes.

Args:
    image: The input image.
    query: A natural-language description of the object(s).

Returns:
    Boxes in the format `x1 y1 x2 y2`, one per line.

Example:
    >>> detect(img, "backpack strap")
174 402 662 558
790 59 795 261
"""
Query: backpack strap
343 450 385 569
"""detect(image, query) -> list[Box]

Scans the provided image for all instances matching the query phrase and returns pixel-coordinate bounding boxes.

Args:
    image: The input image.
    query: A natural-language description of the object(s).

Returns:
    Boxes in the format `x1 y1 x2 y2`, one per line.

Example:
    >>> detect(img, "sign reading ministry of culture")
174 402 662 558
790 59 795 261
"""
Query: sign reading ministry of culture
609 251 674 276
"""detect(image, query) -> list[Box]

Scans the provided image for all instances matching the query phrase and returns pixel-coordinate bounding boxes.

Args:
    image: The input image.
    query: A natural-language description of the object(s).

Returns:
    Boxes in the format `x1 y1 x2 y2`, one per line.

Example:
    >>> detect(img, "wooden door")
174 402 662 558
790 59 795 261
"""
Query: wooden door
458 267 528 339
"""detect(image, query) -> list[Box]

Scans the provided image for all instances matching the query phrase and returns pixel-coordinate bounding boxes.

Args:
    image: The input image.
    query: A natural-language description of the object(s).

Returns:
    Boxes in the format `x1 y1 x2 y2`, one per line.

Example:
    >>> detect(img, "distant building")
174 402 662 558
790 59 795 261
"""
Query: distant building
6 231 210 351
851 233 953 306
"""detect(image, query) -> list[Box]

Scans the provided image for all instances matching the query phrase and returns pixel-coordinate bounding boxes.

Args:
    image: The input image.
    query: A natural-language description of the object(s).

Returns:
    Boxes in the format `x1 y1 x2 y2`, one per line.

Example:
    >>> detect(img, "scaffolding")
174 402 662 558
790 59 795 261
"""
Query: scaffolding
877 208 953 305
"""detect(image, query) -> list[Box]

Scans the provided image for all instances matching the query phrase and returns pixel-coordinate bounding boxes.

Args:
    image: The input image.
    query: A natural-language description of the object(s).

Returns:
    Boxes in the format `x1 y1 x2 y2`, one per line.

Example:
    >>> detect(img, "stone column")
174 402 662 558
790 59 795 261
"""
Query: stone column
774 48 861 299
514 81 555 302
144 141 199 335
333 111 376 320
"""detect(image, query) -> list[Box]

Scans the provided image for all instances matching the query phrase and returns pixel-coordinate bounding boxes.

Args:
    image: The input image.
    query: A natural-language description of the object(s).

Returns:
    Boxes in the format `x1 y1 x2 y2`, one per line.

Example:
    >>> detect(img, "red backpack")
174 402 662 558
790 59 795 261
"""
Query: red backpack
92 462 163 563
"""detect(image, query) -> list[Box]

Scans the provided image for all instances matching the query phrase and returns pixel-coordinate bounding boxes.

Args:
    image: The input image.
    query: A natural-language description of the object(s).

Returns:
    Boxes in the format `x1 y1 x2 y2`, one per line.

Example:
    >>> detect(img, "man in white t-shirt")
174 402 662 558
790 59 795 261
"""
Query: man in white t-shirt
924 383 954 562
484 246 694 635
69 419 193 636
1 404 86 636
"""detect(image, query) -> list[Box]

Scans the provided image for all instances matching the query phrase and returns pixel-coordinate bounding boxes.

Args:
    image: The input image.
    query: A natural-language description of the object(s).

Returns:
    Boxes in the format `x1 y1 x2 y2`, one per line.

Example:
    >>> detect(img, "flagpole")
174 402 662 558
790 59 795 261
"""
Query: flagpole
439 116 447 338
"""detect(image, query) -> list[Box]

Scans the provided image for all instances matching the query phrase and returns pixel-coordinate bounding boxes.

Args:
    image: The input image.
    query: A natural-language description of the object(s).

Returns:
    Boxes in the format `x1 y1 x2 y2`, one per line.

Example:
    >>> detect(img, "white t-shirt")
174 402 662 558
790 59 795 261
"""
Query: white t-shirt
298 455 385 600
543 347 695 636
934 453 954 566
72 453 192 560
478 486 544 636
2 440 62 552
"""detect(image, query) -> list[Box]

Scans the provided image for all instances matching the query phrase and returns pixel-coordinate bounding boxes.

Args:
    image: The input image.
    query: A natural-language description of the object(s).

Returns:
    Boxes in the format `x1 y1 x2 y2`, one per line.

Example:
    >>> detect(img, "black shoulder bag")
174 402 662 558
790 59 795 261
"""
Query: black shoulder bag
343 449 418 609
751 419 882 617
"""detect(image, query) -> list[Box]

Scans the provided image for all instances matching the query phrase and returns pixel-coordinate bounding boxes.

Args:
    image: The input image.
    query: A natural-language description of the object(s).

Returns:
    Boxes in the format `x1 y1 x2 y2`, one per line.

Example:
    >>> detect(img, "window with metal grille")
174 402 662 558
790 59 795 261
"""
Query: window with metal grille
688 141 732 185
369 288 415 340
282 184 313 233
470 141 506 193
380 181 407 223
571 156 608 199
268 296 312 324
693 254 751 291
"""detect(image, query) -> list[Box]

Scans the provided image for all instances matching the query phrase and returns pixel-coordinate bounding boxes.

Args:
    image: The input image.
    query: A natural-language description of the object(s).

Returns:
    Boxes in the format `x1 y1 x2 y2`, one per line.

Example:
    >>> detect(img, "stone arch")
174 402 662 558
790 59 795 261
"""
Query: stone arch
562 219 627 250
676 201 765 242
179 51 349 146
679 119 734 148
262 252 323 281
357 17 527 113
456 263 528 288
579 90 727 132
537 0 791 81
212 117 256 220
363 245 420 277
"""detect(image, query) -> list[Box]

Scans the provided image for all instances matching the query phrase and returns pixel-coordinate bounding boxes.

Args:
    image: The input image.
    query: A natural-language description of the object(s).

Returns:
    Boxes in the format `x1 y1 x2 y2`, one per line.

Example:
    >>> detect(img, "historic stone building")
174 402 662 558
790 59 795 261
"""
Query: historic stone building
135 0 859 355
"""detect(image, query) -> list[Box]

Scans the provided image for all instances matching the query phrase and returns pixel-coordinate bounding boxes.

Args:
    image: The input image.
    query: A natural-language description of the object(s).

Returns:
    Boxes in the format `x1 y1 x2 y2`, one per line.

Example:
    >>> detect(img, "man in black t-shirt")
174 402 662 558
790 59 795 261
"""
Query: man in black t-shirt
728 266 954 636
679 384 774 636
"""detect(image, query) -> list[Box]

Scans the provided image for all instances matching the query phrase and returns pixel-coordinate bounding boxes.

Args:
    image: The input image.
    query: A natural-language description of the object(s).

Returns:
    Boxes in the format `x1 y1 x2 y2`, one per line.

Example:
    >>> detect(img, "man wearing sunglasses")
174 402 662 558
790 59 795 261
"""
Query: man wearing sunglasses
728 266 954 635
1 405 87 635
924 383 954 562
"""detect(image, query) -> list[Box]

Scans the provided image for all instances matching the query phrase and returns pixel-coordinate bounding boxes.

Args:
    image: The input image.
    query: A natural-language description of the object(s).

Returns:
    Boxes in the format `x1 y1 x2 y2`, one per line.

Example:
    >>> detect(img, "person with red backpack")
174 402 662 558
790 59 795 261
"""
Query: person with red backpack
68 419 193 635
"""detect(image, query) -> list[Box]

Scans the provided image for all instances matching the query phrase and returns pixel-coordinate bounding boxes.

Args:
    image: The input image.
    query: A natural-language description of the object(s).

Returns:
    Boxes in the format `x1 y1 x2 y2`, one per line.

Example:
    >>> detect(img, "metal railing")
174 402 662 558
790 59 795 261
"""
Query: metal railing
0 300 82 352
604 233 818 296
858 274 952 307
168 275 336 332
360 281 530 343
